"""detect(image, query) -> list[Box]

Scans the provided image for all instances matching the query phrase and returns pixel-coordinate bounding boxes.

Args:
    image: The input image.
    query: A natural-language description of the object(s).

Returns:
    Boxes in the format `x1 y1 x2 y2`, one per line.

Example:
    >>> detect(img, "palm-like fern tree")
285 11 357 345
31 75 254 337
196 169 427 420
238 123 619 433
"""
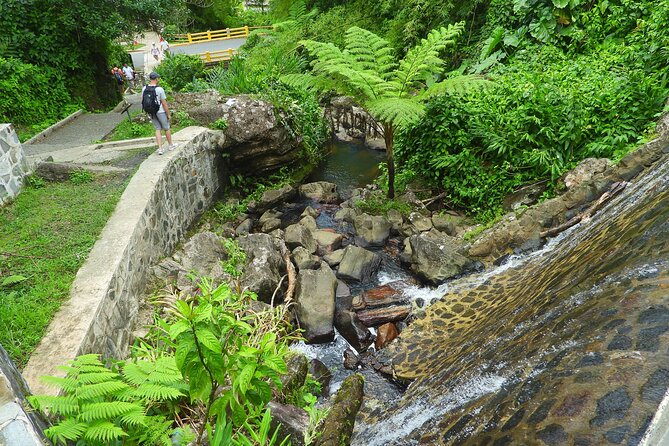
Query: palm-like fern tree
282 24 489 198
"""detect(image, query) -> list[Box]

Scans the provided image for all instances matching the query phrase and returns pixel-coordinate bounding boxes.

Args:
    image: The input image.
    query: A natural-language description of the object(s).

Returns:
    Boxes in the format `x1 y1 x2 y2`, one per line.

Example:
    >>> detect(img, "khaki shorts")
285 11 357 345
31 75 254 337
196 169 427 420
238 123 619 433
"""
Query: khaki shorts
150 112 170 130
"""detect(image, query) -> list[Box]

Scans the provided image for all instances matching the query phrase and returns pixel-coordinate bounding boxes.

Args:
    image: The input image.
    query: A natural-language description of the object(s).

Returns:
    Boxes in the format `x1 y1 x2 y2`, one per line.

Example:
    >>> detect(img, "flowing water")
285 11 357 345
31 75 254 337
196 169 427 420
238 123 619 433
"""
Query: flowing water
352 152 669 445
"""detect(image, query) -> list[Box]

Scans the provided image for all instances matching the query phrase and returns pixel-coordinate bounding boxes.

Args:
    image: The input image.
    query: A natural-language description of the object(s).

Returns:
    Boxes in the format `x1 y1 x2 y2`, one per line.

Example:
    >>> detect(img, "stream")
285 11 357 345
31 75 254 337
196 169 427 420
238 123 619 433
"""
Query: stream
291 139 669 444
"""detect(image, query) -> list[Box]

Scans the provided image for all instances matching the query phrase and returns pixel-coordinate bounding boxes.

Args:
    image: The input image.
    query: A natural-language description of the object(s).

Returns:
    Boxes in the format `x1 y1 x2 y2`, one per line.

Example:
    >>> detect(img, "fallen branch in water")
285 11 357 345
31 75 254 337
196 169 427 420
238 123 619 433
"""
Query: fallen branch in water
540 181 628 238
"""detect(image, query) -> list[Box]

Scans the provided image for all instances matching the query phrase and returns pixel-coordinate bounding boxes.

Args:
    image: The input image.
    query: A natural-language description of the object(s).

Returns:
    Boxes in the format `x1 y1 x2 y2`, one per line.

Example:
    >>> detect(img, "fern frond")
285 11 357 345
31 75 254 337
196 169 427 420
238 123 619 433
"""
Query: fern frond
44 419 87 445
344 27 396 77
79 401 143 422
418 75 493 100
125 383 185 401
76 381 130 400
39 376 79 393
394 22 465 96
83 421 128 443
119 409 149 427
28 395 79 417
366 97 426 128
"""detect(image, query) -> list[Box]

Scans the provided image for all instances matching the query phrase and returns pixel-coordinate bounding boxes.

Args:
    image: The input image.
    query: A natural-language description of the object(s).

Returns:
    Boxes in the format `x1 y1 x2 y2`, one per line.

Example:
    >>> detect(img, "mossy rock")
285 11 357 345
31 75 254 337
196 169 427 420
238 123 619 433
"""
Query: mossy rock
317 373 364 446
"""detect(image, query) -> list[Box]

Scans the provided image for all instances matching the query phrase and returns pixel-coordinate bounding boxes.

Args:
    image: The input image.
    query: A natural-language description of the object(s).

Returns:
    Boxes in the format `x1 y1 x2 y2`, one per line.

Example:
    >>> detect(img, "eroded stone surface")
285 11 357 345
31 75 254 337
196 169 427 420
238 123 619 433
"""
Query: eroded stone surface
0 124 30 206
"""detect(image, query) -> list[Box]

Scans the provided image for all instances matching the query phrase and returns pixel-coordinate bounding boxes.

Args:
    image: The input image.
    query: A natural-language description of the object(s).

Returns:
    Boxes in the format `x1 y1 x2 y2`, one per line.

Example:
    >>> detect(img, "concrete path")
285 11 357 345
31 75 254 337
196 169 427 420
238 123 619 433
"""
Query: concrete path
170 38 247 56
24 94 143 158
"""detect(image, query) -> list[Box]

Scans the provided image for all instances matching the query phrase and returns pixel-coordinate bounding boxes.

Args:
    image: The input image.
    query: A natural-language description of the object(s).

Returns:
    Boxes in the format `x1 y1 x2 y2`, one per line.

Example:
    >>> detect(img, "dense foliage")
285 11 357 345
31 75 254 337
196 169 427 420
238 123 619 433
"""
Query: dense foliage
30 252 319 445
155 54 206 92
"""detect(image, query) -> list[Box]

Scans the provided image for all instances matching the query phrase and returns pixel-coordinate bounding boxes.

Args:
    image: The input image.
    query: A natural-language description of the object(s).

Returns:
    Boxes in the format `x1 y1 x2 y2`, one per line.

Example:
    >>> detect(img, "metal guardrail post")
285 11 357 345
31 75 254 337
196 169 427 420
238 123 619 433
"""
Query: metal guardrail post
187 33 193 43
207 30 212 41
244 25 249 36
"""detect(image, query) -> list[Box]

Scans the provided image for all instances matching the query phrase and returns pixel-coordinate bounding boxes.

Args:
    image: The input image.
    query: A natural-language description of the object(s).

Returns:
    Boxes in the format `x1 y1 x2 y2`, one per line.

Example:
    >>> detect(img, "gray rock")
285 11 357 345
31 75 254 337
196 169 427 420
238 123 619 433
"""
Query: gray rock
152 259 185 282
261 218 282 233
337 245 381 282
343 348 360 370
313 230 343 254
268 402 309 446
280 354 309 400
335 207 358 223
301 206 320 218
299 181 339 203
353 213 391 246
323 249 345 267
235 218 254 235
299 215 318 232
560 158 612 191
292 246 321 271
173 232 226 277
295 263 338 343
285 224 317 254
431 213 459 236
237 234 287 303
502 182 547 212
335 310 374 353
387 209 404 234
269 228 285 239
309 359 332 396
217 95 304 175
259 209 283 225
408 230 475 285
250 185 296 213
408 212 433 232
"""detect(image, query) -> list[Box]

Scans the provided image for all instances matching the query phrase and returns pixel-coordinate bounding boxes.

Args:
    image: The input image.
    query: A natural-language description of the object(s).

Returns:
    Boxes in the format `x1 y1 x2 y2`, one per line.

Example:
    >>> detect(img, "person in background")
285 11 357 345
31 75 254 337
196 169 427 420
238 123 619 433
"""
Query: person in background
151 43 160 62
141 72 177 155
111 67 124 94
159 37 170 57
122 63 135 93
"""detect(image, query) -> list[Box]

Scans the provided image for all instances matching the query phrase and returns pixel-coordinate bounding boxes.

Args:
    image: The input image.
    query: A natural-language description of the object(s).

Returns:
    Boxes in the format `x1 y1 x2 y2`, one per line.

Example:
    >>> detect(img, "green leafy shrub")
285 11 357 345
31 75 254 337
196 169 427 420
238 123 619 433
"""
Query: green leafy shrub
70 170 94 185
212 118 228 131
0 58 74 126
397 43 668 217
155 53 205 92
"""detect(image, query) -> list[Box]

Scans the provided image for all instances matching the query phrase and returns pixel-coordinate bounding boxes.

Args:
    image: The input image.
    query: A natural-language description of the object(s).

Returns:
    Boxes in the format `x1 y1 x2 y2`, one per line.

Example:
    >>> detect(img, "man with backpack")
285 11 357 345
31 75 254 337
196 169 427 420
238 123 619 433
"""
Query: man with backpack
142 72 177 155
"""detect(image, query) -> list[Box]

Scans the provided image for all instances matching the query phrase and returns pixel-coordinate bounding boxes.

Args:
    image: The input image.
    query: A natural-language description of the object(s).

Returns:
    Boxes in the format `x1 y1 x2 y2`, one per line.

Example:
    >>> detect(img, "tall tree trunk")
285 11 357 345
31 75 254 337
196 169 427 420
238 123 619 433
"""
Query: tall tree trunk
384 123 395 199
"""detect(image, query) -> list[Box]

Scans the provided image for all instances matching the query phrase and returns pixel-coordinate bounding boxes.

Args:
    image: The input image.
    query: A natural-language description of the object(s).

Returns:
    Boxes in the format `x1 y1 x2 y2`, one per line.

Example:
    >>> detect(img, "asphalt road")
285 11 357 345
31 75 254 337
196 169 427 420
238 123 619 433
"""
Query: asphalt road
169 38 248 56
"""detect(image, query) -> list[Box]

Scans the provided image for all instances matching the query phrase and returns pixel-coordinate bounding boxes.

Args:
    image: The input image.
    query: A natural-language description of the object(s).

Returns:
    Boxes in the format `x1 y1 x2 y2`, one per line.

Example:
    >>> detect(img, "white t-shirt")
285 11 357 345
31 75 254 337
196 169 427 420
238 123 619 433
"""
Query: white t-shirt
122 66 134 80
160 40 169 51
151 46 159 56
141 85 167 113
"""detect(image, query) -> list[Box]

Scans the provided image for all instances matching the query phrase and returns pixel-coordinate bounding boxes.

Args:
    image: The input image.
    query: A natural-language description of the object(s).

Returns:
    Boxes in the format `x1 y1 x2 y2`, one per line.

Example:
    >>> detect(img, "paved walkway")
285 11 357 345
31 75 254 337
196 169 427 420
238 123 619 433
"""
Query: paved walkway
24 94 143 157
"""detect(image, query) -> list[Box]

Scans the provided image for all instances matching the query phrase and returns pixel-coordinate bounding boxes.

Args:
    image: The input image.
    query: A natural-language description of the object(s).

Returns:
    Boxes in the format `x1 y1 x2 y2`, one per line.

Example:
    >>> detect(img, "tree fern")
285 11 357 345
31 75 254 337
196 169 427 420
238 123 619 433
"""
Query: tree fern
29 354 185 446
344 27 396 77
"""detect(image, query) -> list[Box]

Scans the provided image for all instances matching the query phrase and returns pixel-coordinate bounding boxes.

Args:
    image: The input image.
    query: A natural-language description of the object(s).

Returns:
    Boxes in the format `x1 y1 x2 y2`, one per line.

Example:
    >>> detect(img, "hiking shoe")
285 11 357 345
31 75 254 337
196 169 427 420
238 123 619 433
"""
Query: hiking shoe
168 144 178 151
157 147 164 155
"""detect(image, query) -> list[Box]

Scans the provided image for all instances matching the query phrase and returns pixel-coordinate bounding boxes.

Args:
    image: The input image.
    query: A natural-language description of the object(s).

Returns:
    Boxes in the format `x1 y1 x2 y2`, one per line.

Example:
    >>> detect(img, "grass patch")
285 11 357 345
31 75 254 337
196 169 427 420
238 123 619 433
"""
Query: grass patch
105 116 156 142
0 174 128 368
354 196 412 216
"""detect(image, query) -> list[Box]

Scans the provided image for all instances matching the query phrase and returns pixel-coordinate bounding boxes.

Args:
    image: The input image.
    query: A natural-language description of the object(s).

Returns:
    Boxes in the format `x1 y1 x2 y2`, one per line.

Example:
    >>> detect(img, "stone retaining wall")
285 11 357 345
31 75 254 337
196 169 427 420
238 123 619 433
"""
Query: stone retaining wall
0 124 30 206
24 127 225 396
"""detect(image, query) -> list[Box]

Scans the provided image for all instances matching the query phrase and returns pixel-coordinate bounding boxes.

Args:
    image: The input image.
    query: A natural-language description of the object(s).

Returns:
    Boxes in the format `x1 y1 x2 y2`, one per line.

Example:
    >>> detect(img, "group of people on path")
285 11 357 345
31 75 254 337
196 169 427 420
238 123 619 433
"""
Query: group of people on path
112 35 176 156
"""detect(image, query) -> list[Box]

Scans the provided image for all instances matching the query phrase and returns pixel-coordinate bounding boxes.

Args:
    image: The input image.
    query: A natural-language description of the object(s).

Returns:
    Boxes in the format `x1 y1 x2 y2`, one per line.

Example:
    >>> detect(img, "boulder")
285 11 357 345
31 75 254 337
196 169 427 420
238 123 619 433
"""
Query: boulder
313 230 343 254
301 206 320 218
408 230 475 285
375 323 399 350
356 306 411 327
284 224 317 254
335 310 374 353
280 354 309 401
235 218 254 236
249 185 296 213
219 96 303 175
408 212 433 232
353 213 392 246
431 213 460 236
352 281 411 311
309 359 332 396
237 234 287 303
317 374 364 446
387 209 404 234
269 228 285 239
343 349 360 370
295 263 338 343
268 402 309 446
152 259 185 282
172 232 226 277
337 246 381 282
299 215 318 232
502 182 547 212
323 249 345 267
299 182 340 203
335 207 358 223
261 218 282 233
560 158 612 191
292 246 321 271
259 209 283 225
